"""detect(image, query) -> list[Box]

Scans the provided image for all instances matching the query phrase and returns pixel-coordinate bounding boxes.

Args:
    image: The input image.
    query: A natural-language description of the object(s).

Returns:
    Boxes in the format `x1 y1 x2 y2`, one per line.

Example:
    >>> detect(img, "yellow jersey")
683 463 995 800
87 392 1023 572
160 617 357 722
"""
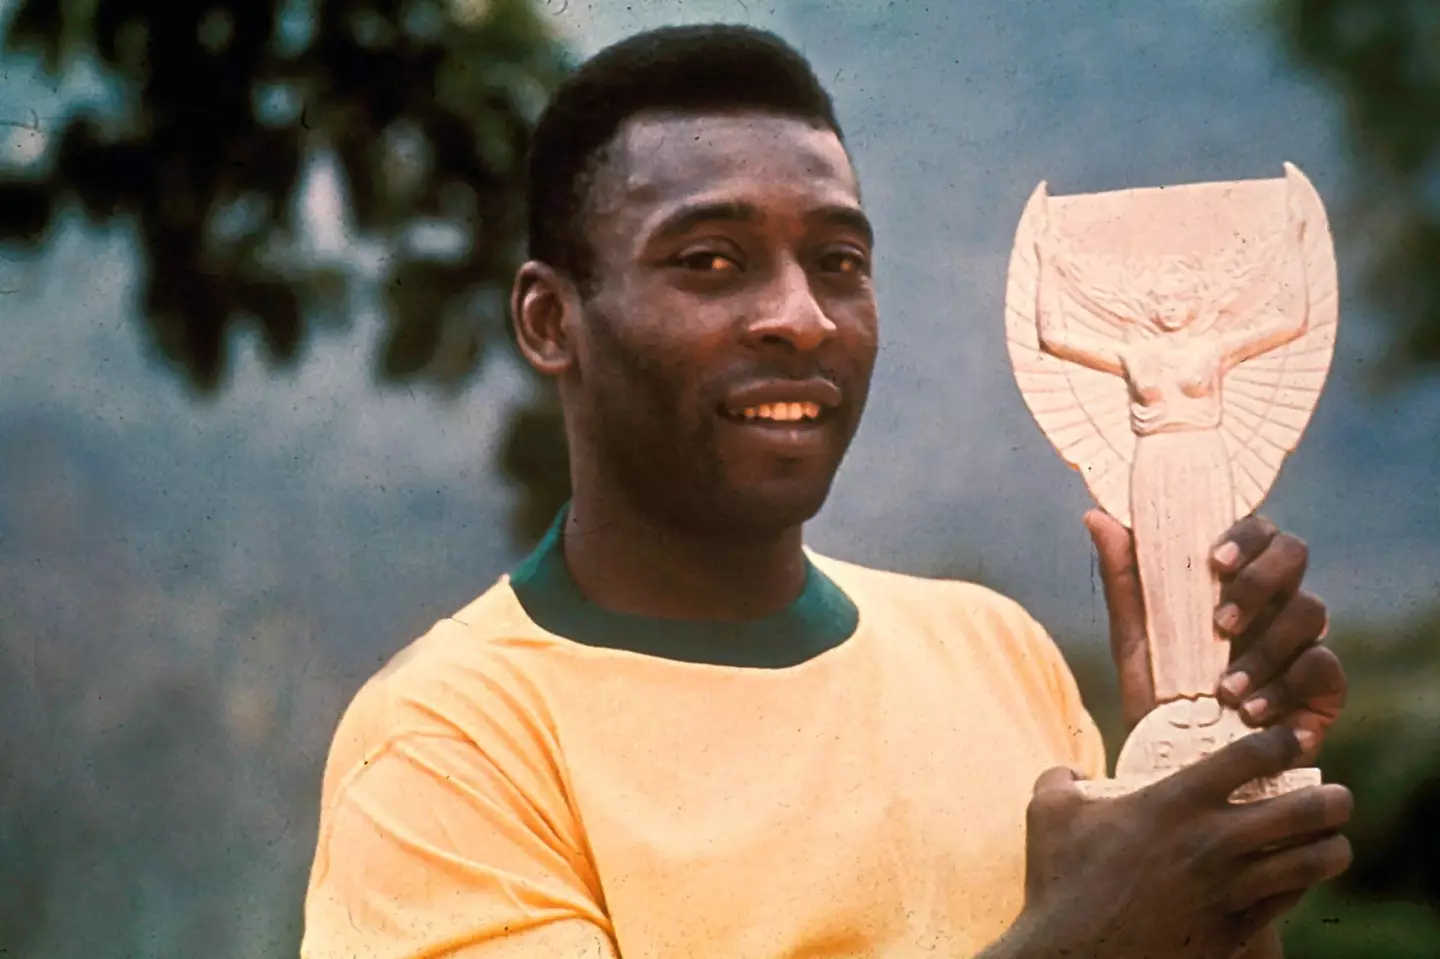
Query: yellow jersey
301 510 1106 958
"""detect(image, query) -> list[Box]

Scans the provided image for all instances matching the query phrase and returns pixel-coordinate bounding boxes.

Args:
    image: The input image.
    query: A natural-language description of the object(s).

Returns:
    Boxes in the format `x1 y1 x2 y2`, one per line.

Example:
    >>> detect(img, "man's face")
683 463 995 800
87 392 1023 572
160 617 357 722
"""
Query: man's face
568 111 879 537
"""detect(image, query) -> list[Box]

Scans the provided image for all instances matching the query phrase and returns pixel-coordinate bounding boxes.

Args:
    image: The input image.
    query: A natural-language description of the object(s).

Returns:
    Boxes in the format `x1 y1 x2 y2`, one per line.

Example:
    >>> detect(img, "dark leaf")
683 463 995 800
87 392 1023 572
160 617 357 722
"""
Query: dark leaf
1277 0 1440 372
241 280 305 365
499 385 571 546
380 258 464 379
0 182 54 243
4 0 64 69
55 122 152 222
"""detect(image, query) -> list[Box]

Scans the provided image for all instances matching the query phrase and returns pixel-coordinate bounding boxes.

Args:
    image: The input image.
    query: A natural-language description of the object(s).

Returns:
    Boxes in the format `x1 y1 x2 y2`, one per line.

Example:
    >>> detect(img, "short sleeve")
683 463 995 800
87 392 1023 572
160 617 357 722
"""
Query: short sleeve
301 682 618 958
1055 674 1109 781
1020 612 1110 781
978 587 1111 782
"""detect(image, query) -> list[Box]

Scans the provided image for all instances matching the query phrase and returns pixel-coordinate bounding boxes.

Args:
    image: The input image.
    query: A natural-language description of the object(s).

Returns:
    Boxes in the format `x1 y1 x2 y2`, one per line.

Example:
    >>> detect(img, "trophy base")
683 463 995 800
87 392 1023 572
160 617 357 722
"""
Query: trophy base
1075 766 1322 803
1074 696 1322 804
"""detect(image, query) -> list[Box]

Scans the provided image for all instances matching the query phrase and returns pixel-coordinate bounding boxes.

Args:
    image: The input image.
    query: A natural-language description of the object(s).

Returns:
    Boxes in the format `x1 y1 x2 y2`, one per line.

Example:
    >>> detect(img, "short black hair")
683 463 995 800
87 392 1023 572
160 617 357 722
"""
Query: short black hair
525 24 844 293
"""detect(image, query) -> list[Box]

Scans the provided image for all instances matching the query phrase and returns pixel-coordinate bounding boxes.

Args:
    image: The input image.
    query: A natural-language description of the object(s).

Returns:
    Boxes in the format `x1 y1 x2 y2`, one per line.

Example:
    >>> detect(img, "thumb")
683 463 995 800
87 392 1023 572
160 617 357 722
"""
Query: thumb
1084 507 1138 605
1173 725 1303 805
1084 509 1153 727
1032 765 1083 797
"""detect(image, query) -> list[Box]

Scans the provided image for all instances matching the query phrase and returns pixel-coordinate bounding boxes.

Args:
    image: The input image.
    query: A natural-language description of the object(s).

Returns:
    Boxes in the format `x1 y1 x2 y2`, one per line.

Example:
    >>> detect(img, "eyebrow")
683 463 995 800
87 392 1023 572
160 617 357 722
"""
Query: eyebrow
811 205 876 250
648 200 875 249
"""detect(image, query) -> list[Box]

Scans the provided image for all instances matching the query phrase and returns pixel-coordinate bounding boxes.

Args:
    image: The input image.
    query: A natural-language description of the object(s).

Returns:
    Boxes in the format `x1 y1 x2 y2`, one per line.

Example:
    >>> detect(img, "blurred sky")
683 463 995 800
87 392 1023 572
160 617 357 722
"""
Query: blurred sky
3 0 1438 700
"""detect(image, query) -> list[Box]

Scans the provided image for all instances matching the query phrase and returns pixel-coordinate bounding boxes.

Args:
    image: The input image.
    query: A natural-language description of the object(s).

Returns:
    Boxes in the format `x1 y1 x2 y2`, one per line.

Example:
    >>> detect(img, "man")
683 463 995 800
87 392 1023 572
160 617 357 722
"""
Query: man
301 24 1351 959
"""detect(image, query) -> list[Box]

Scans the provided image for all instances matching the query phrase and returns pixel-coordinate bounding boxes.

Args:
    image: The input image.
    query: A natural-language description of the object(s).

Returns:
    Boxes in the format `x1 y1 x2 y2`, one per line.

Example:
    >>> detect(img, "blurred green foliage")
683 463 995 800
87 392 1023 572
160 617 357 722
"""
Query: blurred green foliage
1278 610 1440 956
1273 0 1440 377
0 0 574 545
1263 9 1440 952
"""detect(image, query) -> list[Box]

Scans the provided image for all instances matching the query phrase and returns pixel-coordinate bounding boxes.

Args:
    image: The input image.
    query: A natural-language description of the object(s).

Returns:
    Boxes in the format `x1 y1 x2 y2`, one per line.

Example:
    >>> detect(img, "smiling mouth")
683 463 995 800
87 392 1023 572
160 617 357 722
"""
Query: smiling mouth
719 401 838 429
718 377 844 431
729 401 825 423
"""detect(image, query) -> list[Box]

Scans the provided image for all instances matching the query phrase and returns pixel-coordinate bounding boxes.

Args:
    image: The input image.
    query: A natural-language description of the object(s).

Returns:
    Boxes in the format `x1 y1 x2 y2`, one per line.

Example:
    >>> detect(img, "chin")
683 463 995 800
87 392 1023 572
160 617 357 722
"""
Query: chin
709 479 833 536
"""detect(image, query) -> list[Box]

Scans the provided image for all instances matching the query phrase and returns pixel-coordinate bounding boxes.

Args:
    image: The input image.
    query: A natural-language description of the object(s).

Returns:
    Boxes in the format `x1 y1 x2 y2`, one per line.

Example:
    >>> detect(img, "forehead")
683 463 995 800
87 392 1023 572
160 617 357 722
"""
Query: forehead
592 111 862 236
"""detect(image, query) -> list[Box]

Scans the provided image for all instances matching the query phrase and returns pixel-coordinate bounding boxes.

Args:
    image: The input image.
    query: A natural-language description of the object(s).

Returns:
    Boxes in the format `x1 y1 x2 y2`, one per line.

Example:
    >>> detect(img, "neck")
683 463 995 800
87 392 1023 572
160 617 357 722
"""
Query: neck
562 487 810 621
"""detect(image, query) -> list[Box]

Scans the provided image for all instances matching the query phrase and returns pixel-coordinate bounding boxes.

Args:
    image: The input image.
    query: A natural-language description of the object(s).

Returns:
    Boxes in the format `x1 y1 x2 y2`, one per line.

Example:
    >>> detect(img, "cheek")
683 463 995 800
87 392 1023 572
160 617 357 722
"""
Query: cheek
599 289 737 396
841 309 880 376
584 318 711 425
858 312 880 355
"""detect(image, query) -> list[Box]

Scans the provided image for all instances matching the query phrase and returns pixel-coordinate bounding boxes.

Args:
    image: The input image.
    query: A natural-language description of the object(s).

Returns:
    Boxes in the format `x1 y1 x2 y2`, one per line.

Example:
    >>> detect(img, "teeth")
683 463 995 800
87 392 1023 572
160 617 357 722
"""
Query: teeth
741 401 822 422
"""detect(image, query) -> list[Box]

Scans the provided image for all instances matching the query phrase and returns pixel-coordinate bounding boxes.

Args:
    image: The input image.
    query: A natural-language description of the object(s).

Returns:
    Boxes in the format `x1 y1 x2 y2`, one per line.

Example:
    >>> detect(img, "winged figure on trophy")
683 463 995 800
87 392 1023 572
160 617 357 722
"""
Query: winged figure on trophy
1005 162 1339 798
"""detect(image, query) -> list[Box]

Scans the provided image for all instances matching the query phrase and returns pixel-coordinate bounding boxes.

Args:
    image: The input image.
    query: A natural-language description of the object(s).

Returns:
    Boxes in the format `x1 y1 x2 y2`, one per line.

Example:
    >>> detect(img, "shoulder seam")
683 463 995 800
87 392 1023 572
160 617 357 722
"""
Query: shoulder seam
326 728 469 811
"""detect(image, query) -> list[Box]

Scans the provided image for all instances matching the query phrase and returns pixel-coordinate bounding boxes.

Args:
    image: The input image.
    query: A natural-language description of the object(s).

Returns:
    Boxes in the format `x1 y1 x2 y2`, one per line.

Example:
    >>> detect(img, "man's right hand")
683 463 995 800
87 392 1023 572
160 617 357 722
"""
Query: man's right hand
1014 725 1352 959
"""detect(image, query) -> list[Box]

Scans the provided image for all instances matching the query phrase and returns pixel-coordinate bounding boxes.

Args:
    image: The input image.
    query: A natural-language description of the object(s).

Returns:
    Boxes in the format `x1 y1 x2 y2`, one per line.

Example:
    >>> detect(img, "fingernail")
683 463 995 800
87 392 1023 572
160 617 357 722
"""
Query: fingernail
1295 728 1317 753
1216 603 1241 634
1243 696 1269 722
1213 542 1241 568
1219 671 1250 701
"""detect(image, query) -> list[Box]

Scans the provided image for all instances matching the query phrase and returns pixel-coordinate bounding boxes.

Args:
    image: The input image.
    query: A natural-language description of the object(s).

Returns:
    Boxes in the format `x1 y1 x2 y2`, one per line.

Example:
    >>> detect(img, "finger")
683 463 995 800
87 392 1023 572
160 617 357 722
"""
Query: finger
1273 648 1348 763
1224 834 1353 913
1032 765 1083 797
1212 513 1279 575
1028 767 1084 834
1036 760 1082 789
1218 598 1284 705
1215 532 1309 639
1232 645 1342 743
1218 590 1328 708
1084 509 1153 727
1233 644 1347 735
1222 784 1354 856
1168 725 1304 804
1235 677 1285 728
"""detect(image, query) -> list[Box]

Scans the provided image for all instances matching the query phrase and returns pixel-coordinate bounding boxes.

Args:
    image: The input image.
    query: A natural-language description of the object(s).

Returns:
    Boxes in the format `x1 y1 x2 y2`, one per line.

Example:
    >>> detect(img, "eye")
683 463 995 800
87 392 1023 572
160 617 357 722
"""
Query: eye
674 251 741 274
817 249 870 277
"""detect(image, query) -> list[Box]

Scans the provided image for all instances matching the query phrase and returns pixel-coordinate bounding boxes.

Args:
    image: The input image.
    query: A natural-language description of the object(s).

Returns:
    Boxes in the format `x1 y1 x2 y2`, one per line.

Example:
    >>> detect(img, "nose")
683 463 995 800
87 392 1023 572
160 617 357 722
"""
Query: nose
740 262 838 353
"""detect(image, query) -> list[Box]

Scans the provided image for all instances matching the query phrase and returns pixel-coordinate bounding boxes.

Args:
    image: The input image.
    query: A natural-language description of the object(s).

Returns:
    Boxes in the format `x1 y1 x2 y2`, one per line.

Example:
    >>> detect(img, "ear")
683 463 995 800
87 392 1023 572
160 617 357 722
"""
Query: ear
511 261 579 377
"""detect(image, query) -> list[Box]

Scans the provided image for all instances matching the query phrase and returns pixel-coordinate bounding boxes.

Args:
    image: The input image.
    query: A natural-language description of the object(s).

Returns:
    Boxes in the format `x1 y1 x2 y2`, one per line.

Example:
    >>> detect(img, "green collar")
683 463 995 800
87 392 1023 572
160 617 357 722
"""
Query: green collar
508 505 860 668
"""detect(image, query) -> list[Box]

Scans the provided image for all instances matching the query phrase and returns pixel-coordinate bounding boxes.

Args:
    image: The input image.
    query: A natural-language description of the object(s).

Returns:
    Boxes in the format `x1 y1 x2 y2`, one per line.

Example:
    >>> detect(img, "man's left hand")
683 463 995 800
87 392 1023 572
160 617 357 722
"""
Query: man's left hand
1086 509 1347 764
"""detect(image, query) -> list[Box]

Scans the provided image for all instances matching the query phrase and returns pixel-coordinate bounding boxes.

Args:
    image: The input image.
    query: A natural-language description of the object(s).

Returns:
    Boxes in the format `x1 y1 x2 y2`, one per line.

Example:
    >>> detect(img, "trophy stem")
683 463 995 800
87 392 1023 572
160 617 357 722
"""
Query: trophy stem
1130 429 1236 702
